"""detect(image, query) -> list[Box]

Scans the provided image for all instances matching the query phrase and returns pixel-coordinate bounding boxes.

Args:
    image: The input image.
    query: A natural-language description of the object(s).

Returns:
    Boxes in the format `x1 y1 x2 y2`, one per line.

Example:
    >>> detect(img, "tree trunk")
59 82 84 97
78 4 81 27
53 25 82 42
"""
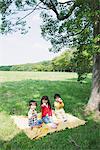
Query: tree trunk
86 53 100 112
86 0 100 113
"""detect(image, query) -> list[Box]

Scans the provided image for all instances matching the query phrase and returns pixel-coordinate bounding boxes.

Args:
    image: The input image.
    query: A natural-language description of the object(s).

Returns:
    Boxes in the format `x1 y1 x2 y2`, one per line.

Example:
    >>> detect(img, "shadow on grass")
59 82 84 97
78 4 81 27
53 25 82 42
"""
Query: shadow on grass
65 76 92 83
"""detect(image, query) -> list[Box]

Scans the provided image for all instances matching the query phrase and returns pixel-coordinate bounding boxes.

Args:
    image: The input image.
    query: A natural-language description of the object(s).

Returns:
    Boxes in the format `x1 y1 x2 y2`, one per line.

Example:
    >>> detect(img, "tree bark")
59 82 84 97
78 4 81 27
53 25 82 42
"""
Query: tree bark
86 53 100 112
86 0 100 113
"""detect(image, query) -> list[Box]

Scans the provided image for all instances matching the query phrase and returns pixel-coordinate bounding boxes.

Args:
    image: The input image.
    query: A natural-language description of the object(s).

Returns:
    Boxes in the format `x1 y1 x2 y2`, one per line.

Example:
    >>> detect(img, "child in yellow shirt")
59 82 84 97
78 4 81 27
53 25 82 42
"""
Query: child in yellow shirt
54 94 67 122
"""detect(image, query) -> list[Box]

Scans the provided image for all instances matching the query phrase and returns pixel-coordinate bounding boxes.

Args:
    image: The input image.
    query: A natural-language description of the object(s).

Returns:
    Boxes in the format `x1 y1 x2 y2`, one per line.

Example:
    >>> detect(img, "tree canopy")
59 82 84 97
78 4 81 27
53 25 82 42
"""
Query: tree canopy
0 0 99 53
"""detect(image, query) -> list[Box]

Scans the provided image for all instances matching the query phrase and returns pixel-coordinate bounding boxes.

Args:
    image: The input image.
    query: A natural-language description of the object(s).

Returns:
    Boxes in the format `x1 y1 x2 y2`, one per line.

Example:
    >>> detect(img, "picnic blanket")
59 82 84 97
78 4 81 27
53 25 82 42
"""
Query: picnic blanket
11 113 86 140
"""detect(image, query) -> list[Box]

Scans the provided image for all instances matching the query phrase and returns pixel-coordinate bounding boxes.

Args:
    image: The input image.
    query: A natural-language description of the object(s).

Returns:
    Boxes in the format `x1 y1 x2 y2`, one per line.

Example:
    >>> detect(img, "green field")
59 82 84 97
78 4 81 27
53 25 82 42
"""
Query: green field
0 71 78 82
0 71 99 150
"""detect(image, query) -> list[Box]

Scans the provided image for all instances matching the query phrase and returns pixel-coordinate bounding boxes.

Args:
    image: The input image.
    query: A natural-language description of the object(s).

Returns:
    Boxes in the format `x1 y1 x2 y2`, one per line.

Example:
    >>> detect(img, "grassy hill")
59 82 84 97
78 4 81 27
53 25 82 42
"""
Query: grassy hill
0 71 99 150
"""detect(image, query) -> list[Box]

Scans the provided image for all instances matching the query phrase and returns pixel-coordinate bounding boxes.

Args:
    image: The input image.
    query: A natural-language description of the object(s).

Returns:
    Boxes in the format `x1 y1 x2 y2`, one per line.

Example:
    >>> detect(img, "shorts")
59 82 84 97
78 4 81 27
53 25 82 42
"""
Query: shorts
28 119 43 127
42 116 53 124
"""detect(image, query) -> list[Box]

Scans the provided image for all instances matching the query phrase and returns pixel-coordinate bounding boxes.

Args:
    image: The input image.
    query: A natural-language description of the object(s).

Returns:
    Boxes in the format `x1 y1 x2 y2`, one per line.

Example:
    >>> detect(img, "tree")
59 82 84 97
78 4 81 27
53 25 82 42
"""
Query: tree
72 46 93 82
0 0 100 114
40 0 100 114
52 50 74 72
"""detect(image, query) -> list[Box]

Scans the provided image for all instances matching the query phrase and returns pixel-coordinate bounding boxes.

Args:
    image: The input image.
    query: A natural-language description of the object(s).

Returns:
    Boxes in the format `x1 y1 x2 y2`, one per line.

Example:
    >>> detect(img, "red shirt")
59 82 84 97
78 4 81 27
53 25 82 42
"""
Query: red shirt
41 104 52 117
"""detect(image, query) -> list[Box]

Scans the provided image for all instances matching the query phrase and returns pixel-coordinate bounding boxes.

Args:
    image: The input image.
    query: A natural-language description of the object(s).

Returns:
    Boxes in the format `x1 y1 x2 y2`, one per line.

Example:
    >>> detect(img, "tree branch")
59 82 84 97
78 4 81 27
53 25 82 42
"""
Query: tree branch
57 2 77 20
59 0 75 5
51 23 89 46
13 8 34 12
40 0 59 16
40 0 77 21
16 2 41 24
49 0 59 16
38 6 49 10
72 23 90 36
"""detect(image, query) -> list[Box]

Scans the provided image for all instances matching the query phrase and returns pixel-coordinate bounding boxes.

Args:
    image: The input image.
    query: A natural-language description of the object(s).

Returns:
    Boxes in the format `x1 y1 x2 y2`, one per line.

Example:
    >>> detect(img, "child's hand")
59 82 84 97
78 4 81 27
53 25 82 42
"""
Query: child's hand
57 98 62 103
41 104 44 107
52 110 55 114
41 103 46 107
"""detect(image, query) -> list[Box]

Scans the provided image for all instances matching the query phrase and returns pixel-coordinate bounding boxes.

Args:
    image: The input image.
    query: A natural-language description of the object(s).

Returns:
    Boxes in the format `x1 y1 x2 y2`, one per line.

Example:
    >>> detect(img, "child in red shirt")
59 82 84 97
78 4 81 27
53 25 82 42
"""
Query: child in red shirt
41 96 57 128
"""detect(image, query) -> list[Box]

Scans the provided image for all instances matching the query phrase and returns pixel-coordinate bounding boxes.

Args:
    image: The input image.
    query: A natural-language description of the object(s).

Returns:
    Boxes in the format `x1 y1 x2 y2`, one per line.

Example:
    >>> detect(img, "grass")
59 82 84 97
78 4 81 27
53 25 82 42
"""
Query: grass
0 71 99 150
0 71 78 82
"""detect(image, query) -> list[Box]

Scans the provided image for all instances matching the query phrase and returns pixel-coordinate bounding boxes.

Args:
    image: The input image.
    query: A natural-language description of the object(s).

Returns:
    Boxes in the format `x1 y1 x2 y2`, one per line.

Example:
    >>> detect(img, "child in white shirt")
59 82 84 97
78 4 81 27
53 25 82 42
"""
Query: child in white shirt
28 100 43 129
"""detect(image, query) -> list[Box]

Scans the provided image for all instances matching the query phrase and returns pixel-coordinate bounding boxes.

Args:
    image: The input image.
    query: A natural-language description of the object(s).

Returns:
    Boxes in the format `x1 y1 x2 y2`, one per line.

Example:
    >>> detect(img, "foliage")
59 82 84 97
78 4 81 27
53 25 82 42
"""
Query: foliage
0 0 100 49
9 61 53 71
0 0 37 34
39 0 99 80
52 49 74 72
0 65 12 71
72 46 93 81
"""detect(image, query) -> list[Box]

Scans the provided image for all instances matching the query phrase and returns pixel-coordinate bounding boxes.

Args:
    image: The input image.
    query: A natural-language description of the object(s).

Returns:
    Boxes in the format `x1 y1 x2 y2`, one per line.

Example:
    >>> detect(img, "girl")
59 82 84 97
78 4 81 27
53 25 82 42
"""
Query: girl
54 94 67 122
41 96 57 128
28 100 43 130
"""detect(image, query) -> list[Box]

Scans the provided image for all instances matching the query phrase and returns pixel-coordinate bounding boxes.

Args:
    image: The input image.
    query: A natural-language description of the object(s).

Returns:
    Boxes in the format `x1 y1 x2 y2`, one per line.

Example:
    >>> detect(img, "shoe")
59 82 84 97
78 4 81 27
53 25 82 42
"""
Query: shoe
64 119 67 122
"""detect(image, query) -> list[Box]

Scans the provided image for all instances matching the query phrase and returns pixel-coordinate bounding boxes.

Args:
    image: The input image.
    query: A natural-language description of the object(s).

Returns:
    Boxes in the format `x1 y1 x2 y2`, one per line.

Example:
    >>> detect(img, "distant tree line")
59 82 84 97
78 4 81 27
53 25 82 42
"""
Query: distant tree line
0 50 92 78
0 66 12 71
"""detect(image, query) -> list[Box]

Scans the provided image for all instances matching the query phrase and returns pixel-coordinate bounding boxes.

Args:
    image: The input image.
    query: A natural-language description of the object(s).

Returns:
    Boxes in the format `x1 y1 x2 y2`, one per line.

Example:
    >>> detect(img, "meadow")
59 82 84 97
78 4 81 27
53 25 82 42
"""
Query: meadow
0 71 99 150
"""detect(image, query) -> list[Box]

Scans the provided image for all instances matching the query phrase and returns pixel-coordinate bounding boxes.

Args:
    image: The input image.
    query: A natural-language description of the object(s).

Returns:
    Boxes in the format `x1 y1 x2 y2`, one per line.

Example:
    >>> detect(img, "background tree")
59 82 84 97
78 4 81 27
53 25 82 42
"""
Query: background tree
52 50 74 72
0 0 100 114
72 46 93 82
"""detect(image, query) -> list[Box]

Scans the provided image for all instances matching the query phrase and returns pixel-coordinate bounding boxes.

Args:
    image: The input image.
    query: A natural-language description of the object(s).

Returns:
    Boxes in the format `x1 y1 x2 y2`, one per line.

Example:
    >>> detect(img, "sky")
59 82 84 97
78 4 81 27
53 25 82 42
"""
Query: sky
0 10 62 66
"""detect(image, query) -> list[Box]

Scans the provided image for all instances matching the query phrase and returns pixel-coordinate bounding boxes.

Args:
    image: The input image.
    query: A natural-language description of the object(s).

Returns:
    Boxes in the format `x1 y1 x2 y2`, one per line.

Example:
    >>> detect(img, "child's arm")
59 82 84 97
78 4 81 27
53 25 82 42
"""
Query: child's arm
28 110 36 119
28 110 32 119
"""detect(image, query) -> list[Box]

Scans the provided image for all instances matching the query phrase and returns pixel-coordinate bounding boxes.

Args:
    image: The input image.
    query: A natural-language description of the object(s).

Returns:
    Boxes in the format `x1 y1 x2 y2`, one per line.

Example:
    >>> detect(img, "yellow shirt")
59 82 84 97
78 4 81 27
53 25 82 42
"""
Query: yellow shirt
54 101 64 110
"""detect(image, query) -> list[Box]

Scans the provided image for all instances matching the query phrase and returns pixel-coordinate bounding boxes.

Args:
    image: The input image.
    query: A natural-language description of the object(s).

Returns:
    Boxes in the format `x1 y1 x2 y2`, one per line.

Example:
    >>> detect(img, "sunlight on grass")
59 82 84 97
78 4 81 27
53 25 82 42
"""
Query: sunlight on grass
0 71 78 82
0 112 20 141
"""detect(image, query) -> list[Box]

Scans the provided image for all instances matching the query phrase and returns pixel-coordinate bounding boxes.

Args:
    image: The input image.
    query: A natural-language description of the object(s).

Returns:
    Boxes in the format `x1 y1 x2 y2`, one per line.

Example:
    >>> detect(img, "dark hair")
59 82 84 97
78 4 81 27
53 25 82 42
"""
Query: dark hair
29 100 37 106
54 93 61 99
41 96 51 108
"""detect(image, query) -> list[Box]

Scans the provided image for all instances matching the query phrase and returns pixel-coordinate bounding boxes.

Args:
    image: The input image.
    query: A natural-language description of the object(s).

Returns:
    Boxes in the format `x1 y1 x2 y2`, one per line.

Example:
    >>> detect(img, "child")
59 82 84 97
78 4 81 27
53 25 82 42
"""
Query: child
41 96 57 128
28 100 43 129
54 94 67 122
